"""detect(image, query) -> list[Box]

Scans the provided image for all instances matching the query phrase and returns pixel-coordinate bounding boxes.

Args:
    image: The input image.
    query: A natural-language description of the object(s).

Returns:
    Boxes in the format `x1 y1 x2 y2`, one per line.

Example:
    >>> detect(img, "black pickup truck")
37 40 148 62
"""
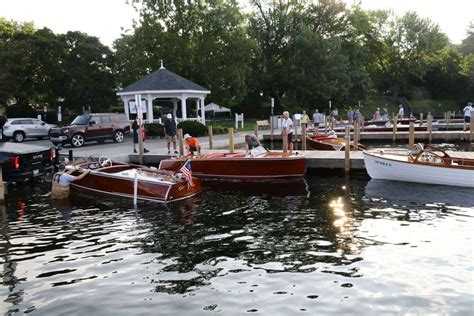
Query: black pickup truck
0 143 55 183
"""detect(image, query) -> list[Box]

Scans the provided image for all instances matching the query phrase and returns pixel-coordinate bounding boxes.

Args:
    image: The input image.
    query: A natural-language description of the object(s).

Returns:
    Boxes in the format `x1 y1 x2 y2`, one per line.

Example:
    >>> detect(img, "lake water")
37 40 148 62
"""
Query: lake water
1 175 473 315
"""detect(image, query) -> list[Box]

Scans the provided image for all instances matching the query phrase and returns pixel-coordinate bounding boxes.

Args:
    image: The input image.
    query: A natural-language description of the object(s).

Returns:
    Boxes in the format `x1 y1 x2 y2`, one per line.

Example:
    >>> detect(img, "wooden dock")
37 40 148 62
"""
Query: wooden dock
264 130 472 142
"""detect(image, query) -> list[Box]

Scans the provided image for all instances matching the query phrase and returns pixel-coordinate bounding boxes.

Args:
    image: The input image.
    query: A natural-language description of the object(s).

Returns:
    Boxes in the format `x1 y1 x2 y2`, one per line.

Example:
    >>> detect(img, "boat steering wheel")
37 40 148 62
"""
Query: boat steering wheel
99 156 113 167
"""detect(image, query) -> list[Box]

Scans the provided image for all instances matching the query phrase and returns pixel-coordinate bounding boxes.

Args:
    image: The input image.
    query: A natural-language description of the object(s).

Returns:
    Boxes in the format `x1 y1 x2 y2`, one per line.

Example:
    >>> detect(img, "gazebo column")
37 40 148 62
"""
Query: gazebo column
173 99 178 121
147 94 153 123
200 97 206 125
122 97 130 120
180 96 187 121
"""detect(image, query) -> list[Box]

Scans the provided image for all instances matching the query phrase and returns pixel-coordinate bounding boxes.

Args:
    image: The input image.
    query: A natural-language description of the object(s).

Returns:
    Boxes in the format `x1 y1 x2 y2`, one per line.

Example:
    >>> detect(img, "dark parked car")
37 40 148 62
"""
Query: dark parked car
49 113 130 147
0 142 54 183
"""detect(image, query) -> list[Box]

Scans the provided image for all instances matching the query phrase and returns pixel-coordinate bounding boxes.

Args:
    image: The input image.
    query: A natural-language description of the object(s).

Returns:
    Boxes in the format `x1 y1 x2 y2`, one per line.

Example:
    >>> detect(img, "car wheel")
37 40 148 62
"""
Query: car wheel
113 130 124 143
13 131 25 142
71 134 85 147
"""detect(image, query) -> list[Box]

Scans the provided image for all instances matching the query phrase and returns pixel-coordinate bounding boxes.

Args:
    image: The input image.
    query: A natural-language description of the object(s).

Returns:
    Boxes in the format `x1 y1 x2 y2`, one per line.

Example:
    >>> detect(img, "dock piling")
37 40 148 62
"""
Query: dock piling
178 128 184 156
68 150 73 162
470 118 474 142
229 127 234 153
254 124 258 138
420 113 423 127
0 165 4 204
282 127 288 154
409 122 415 149
353 122 359 149
324 116 328 135
302 124 307 151
344 126 350 174
427 115 433 143
208 126 213 150
392 115 398 142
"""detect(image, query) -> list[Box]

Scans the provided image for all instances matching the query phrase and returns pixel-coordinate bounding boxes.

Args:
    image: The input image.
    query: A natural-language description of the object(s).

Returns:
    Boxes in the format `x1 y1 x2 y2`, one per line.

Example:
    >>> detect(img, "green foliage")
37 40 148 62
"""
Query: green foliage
210 124 228 135
144 122 165 137
177 120 207 137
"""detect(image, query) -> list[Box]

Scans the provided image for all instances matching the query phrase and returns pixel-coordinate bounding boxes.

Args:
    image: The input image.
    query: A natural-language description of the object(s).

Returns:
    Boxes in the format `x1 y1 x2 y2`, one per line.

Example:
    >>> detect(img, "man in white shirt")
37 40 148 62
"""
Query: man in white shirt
463 102 473 131
281 111 294 155
398 105 404 119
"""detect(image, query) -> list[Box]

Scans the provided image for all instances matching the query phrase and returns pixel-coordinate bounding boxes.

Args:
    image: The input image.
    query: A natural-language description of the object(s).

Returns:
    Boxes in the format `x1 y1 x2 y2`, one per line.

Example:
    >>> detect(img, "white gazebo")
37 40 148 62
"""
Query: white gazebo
116 62 210 124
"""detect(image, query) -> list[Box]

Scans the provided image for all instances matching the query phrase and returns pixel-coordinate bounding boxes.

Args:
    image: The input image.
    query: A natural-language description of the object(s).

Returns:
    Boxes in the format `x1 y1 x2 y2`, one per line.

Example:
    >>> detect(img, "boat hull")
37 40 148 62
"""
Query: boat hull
363 152 474 188
159 155 306 180
70 164 201 202
307 137 363 151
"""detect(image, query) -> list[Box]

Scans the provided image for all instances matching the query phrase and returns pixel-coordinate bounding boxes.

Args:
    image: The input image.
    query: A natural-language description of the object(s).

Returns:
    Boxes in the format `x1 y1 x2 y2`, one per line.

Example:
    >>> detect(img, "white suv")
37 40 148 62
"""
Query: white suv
3 118 56 142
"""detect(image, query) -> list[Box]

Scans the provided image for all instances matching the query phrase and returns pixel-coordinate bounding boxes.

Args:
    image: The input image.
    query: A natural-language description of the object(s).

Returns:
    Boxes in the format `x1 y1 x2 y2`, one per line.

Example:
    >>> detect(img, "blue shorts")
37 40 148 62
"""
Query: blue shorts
465 116 471 123
287 132 294 143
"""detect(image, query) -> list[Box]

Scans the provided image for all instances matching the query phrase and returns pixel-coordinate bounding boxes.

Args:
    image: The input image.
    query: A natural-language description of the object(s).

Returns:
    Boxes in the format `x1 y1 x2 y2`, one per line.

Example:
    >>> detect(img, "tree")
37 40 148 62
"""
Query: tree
114 0 254 107
459 22 474 56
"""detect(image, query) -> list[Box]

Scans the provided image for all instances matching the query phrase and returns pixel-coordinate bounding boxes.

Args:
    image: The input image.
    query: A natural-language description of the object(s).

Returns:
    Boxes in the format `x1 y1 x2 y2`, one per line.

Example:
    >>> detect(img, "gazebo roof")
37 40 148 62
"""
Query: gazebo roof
118 66 210 95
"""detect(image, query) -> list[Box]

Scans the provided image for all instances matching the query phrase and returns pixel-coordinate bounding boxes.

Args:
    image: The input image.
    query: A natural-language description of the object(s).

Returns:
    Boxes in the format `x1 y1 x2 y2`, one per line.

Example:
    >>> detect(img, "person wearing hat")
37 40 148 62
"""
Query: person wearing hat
398 104 404 119
183 134 201 156
244 133 261 152
52 164 90 199
463 102 473 131
164 114 178 155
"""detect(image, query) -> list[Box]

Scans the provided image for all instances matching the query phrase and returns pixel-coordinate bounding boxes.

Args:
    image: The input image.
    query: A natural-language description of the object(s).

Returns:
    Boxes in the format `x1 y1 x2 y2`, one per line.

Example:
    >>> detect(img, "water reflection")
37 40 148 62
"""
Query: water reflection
0 176 472 314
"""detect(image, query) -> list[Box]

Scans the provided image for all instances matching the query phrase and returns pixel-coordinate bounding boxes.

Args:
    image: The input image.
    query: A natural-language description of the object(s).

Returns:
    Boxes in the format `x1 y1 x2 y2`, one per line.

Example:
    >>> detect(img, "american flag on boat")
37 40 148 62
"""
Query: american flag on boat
179 159 193 187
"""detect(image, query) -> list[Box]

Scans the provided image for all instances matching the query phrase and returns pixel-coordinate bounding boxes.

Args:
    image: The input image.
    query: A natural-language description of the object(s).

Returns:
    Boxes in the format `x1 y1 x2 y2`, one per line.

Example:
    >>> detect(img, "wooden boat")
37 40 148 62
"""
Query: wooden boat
68 158 201 202
307 136 366 151
158 147 306 180
363 144 474 187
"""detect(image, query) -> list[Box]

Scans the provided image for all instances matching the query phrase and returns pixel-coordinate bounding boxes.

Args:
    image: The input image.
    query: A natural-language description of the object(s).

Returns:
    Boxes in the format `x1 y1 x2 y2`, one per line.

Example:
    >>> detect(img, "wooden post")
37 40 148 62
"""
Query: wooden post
408 122 415 149
324 116 328 135
331 117 335 129
138 127 144 165
447 111 451 129
282 127 288 154
353 122 359 149
344 126 350 174
178 128 184 156
470 118 474 142
302 124 307 151
208 125 213 150
270 116 274 142
419 113 423 127
229 127 234 153
392 115 398 142
0 165 4 204
427 114 433 143
254 124 258 138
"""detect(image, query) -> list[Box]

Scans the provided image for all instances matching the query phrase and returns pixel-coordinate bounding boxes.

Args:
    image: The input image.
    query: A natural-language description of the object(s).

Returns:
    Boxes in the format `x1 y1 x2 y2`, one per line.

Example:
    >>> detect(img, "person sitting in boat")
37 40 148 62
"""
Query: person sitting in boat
244 133 261 152
327 130 337 138
52 164 90 200
184 134 201 156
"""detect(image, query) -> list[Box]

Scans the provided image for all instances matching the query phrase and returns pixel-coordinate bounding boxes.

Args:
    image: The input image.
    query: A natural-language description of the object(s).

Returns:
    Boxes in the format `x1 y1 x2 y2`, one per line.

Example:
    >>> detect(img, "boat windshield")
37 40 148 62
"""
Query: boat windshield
71 115 90 125
249 146 267 156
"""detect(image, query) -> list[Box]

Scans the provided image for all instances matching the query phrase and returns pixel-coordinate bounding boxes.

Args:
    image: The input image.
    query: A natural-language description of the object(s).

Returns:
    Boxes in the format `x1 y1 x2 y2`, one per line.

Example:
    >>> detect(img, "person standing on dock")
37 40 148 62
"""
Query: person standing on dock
52 164 90 199
313 109 322 134
300 111 310 129
164 114 178 155
463 102 473 131
281 111 294 155
398 105 404 119
132 117 149 154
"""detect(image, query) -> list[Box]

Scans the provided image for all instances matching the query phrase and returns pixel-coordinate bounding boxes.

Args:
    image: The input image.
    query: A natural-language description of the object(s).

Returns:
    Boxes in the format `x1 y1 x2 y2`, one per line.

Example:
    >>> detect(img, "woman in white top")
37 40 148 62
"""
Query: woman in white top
463 102 472 131
281 111 294 155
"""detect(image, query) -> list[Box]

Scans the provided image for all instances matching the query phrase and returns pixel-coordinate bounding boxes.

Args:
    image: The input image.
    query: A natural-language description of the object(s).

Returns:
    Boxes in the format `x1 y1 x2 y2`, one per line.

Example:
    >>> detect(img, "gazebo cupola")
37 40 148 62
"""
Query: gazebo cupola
116 61 210 124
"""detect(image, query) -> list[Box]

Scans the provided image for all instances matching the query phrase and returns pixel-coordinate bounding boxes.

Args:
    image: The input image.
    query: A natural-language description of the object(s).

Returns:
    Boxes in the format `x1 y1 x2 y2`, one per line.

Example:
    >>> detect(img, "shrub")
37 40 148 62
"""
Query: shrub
144 122 165 138
211 124 228 135
177 120 207 137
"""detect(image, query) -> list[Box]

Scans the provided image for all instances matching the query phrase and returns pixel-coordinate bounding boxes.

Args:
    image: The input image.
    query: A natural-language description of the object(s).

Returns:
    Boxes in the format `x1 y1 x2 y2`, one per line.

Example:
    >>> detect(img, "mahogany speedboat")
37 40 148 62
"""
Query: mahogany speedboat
67 157 201 202
307 136 366 151
158 147 306 180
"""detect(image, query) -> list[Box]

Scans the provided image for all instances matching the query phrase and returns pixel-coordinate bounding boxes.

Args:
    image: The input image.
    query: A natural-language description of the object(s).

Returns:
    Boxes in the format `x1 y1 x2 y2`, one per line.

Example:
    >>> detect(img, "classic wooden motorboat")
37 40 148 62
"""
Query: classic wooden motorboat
67 157 201 202
307 136 366 151
158 147 306 180
363 144 474 187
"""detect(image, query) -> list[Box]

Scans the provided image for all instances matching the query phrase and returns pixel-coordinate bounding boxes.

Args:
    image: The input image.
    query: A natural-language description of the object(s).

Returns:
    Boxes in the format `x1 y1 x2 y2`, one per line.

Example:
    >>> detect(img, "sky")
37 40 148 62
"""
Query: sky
1 0 472 47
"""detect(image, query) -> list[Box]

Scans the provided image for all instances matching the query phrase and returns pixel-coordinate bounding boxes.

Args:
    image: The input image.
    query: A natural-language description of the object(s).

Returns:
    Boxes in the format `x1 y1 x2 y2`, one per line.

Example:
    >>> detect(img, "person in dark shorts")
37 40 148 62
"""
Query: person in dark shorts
164 114 178 155
132 117 149 153
281 111 294 155
463 102 472 131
